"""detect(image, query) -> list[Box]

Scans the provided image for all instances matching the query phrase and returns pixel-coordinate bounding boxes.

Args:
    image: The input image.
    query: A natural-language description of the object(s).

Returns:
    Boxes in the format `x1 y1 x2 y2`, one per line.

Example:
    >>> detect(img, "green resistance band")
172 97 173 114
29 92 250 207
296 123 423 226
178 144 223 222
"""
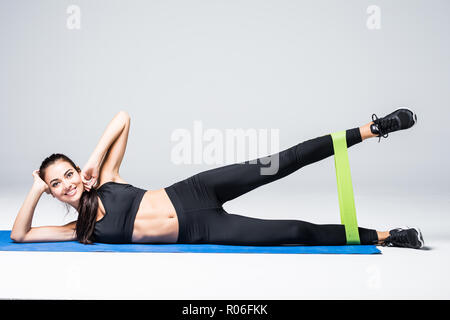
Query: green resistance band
331 131 361 245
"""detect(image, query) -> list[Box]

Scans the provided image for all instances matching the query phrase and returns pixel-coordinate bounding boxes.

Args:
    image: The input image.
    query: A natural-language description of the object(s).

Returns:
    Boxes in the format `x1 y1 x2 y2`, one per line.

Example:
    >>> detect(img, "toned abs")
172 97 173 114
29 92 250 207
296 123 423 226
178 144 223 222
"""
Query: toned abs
95 178 179 243
131 189 179 243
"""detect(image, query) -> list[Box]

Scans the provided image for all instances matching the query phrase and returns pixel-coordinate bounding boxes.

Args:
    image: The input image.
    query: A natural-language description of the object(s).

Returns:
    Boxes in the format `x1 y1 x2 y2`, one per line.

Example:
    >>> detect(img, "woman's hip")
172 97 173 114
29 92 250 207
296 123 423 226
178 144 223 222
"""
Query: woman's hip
164 176 224 243
165 175 221 212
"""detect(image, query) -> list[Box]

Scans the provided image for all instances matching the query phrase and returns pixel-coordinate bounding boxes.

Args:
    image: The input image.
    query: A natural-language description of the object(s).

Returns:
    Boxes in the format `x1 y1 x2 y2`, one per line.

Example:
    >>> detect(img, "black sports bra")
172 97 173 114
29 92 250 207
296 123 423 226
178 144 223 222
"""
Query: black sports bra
93 182 147 243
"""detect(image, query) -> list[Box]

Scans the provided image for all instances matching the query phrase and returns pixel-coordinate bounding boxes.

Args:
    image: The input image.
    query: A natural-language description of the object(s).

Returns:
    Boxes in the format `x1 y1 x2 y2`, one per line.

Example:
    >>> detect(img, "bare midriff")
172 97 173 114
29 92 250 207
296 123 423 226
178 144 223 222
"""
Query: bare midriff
131 188 180 243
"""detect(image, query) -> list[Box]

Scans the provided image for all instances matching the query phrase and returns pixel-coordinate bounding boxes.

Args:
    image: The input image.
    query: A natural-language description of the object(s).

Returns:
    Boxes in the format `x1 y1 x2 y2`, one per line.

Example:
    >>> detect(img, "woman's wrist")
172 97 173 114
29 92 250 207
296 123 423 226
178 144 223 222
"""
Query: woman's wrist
87 153 103 169
32 183 47 195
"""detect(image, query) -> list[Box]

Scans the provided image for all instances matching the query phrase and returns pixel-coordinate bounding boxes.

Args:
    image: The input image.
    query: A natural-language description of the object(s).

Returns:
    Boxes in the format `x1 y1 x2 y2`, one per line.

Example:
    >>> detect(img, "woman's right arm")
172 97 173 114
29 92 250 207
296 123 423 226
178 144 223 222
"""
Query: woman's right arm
10 183 77 243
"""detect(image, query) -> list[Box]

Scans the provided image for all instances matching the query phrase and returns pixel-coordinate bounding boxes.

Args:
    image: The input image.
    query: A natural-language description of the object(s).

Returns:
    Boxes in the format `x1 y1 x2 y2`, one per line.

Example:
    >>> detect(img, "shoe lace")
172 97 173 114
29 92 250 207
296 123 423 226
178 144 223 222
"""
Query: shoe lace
372 113 397 143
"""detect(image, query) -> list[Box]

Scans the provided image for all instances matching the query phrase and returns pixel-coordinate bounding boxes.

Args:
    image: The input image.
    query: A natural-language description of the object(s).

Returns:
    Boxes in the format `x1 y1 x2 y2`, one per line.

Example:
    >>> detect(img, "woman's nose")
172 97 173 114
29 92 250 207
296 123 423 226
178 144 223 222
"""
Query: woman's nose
63 181 73 190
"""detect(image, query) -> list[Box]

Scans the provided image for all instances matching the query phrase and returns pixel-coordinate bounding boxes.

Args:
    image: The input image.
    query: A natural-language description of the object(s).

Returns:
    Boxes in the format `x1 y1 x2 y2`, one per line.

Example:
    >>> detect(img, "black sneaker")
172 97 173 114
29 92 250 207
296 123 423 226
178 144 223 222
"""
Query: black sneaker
382 227 424 249
370 108 418 143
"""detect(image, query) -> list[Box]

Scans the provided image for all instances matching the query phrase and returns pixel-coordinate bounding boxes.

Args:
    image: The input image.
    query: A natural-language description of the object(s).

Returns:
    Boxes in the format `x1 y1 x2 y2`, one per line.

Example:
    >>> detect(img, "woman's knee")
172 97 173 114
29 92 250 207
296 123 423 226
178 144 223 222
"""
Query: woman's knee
290 220 329 245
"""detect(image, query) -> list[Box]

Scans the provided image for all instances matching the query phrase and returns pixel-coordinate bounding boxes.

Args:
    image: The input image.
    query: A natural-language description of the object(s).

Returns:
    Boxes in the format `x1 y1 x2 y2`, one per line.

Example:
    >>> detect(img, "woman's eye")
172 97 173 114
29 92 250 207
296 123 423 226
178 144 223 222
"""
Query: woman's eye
51 172 72 187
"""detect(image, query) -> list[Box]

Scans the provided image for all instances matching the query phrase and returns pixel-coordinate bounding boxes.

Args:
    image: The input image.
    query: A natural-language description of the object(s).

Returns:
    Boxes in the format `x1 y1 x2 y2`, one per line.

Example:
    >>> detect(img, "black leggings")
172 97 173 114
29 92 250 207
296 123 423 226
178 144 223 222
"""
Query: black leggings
164 127 379 246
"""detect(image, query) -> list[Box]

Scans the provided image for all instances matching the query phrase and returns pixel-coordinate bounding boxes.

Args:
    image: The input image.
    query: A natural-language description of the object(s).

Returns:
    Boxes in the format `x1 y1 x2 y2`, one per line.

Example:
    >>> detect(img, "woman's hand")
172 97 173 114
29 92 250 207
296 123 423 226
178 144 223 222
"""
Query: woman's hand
81 160 100 192
32 170 50 194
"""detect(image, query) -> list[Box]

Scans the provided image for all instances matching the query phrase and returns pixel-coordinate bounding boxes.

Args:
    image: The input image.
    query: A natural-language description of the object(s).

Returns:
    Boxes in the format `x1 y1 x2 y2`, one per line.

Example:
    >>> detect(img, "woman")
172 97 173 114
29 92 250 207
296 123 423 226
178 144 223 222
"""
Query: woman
11 109 424 249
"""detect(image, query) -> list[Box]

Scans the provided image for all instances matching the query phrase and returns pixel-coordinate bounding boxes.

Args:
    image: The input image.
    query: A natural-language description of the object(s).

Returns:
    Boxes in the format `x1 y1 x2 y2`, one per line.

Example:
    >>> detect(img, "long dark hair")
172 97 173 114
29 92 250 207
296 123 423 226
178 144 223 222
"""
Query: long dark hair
39 153 98 244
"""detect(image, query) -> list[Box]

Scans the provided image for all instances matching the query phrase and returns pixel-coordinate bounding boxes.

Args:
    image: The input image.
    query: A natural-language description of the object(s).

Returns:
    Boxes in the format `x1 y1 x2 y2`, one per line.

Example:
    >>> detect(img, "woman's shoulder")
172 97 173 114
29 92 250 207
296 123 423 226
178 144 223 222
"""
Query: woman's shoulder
96 174 129 190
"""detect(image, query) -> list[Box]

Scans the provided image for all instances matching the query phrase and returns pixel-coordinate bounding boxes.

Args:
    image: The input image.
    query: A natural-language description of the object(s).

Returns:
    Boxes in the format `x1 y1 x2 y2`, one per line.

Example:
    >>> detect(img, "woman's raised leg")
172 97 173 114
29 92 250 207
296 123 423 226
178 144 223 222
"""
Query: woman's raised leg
194 125 374 206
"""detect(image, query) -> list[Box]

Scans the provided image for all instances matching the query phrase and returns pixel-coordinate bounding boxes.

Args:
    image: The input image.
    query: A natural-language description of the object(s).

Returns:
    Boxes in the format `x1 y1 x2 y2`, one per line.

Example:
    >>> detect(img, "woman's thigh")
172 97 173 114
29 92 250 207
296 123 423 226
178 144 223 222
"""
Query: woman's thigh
206 211 304 245
178 207 305 246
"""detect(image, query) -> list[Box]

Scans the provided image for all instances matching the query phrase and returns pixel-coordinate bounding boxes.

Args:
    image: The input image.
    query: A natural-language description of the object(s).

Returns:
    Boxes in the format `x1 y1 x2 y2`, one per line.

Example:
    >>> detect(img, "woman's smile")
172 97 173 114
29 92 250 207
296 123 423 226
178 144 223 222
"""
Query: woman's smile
65 186 78 197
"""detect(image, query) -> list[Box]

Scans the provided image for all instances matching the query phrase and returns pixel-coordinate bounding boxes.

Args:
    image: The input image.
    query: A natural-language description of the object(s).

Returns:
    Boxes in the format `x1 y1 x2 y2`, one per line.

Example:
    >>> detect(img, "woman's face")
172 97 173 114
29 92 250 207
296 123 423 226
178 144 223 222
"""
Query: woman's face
45 160 85 205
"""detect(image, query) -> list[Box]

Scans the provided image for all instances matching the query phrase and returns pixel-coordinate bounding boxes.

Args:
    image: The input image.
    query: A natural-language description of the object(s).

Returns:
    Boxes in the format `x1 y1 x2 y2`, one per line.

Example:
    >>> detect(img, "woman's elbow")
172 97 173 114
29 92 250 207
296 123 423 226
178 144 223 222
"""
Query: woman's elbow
10 232 25 243
118 110 130 120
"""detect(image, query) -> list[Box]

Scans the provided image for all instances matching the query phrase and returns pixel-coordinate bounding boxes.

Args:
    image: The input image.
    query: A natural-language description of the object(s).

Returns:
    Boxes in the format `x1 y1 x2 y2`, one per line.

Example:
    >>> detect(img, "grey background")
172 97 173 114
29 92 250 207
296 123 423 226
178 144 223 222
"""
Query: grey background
1 0 449 237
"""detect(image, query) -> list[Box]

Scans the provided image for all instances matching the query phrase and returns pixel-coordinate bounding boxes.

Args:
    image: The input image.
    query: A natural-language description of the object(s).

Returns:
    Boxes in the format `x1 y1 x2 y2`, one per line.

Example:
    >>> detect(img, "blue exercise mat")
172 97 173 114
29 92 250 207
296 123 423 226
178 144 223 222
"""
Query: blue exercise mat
0 231 380 254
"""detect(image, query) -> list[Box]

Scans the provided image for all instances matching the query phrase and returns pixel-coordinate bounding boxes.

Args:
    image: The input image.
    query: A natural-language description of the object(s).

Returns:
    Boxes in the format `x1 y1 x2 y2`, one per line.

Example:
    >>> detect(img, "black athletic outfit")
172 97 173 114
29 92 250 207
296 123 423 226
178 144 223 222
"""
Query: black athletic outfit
165 127 378 246
93 127 378 245
94 182 147 243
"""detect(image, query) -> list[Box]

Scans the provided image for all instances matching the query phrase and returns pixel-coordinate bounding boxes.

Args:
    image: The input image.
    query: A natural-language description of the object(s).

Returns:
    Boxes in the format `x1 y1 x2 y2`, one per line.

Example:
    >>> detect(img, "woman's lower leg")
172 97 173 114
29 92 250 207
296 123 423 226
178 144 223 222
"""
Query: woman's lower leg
376 230 390 245
294 222 379 245
359 121 377 140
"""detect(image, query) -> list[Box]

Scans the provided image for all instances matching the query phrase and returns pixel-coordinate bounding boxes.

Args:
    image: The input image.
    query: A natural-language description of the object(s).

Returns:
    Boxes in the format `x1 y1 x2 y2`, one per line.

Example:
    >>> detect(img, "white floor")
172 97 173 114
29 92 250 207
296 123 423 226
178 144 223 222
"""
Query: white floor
1 188 449 300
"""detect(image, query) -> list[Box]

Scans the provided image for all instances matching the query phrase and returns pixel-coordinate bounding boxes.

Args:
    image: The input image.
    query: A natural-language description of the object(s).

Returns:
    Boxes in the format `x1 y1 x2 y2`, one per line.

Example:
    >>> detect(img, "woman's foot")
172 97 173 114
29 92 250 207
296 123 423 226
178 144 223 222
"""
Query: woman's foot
379 227 424 249
370 108 418 142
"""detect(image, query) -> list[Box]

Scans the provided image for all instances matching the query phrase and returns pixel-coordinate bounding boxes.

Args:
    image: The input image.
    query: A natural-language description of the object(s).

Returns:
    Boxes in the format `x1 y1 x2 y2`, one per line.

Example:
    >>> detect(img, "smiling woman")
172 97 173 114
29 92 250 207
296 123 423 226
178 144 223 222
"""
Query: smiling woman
10 111 134 244
10 109 424 249
39 154 95 243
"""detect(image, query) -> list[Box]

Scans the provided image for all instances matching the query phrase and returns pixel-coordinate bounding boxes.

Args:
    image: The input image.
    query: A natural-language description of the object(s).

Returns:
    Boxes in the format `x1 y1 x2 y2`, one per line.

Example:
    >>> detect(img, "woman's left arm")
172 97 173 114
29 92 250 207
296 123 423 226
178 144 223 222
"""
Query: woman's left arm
83 111 131 188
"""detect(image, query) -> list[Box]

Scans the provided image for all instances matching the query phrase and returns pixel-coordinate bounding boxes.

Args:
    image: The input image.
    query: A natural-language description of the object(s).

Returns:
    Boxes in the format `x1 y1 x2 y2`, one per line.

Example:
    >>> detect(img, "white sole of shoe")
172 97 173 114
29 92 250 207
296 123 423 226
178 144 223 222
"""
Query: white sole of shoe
394 107 418 126
405 225 425 248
